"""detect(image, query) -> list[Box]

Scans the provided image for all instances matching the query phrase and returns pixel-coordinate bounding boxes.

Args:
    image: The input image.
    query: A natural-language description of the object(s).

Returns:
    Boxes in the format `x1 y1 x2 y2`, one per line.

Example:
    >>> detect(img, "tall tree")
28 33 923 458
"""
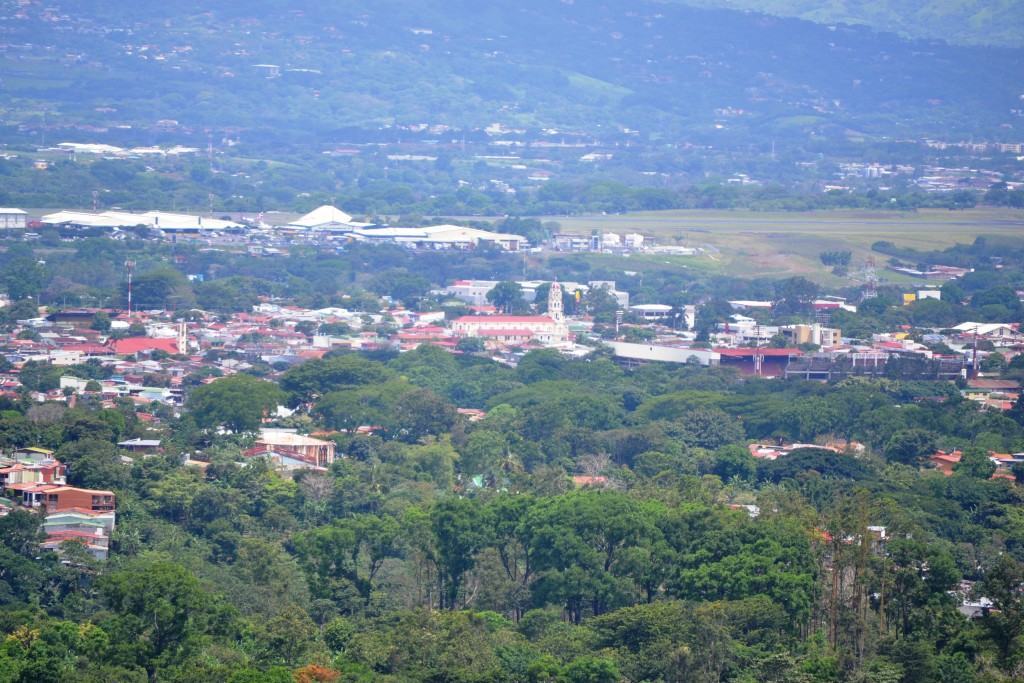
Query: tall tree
486 281 526 313
3 257 49 301
186 374 286 433
431 498 492 610
98 560 230 677
953 446 996 479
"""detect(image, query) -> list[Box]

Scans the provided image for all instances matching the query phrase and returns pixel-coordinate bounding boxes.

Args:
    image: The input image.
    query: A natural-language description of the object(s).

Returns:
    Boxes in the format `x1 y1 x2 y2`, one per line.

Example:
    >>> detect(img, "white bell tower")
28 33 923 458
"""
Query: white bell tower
548 282 564 323
177 322 188 355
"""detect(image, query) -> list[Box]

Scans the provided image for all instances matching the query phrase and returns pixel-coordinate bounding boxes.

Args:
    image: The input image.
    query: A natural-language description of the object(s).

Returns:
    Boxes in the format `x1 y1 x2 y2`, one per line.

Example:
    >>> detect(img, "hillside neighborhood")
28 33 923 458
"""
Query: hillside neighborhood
1 225 1022 550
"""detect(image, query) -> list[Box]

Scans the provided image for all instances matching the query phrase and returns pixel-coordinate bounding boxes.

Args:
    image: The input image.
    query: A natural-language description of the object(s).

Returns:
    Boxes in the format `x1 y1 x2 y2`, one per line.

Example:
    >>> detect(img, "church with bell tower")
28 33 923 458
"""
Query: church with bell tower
546 282 570 342
451 281 571 346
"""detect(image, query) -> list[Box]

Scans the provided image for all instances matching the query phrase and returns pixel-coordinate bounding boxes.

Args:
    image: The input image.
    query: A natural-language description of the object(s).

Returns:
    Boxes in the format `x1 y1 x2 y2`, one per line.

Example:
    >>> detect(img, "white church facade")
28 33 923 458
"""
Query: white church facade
451 283 571 346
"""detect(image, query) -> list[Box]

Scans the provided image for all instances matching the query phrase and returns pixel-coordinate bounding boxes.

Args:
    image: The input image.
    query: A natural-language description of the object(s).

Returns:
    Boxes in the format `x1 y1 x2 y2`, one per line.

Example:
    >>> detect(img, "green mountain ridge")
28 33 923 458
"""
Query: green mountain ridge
666 0 1024 47
2 0 1021 149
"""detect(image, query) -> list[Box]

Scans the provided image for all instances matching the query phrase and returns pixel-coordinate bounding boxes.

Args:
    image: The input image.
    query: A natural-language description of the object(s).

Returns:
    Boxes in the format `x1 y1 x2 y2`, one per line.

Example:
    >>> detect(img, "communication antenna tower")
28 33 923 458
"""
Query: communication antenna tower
125 261 136 317
861 256 878 300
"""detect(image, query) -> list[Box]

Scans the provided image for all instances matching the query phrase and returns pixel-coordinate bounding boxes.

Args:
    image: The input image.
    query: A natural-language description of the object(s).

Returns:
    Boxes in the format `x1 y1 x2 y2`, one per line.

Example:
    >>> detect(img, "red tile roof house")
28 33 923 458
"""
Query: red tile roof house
0 459 66 488
929 450 962 475
928 450 1022 481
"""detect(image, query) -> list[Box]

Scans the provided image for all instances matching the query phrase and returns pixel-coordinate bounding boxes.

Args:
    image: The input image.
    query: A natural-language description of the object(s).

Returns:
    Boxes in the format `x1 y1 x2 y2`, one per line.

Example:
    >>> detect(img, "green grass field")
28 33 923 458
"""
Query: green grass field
544 208 1024 283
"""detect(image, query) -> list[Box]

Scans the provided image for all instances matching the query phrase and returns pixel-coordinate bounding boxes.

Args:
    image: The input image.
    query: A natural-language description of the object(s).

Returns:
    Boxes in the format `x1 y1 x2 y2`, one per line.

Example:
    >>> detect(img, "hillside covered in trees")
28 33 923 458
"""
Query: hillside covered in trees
0 224 1023 681
3 333 1024 681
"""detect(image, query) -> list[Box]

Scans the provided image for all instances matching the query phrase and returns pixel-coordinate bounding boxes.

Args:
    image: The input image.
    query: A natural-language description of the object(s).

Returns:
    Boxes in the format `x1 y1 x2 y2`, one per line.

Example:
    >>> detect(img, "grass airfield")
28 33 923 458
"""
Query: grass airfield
545 208 1024 283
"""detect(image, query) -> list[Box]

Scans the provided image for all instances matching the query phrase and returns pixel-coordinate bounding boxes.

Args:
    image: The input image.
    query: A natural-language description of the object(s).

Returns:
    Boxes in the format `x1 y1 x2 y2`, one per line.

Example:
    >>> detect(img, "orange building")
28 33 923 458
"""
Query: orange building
23 486 116 513
929 450 962 475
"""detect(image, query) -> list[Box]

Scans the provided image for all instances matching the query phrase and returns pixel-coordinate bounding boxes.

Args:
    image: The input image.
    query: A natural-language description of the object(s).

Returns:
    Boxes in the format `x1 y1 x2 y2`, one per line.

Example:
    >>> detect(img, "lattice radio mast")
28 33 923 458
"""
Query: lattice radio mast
861 256 878 300
125 261 136 317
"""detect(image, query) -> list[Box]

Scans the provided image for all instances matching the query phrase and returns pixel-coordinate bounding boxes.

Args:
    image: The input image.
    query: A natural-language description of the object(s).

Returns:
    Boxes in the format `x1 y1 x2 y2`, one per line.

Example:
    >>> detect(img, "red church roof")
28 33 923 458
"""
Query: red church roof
455 315 555 324
109 337 180 355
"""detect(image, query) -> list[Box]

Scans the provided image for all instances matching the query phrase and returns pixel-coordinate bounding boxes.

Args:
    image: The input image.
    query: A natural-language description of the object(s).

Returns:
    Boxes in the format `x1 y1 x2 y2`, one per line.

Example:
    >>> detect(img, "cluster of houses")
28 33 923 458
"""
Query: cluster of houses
610 295 1024 389
0 286 583 565
4 277 1023 409
928 449 1024 480
0 251 1020 565
0 446 116 560
747 440 1023 483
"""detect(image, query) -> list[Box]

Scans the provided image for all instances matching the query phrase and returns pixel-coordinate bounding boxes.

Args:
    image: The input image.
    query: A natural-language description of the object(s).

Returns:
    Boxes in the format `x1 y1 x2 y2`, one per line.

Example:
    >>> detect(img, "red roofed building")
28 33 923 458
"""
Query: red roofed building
452 315 569 345
396 326 455 350
451 282 571 346
0 459 65 488
929 450 962 475
108 337 181 356
107 322 188 356
17 485 115 513
929 450 1021 482
61 343 118 358
40 530 109 556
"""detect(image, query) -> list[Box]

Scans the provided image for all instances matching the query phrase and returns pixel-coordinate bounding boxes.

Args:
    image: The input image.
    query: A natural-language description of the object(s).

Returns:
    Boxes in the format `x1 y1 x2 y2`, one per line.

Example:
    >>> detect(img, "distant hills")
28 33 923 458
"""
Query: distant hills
667 0 1024 48
1 0 1021 153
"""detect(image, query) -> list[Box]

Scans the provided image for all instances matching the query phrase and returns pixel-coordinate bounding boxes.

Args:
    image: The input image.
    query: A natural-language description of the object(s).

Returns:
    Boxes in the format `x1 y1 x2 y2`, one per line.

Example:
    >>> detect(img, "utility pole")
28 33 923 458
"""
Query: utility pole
972 324 980 377
754 323 763 376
